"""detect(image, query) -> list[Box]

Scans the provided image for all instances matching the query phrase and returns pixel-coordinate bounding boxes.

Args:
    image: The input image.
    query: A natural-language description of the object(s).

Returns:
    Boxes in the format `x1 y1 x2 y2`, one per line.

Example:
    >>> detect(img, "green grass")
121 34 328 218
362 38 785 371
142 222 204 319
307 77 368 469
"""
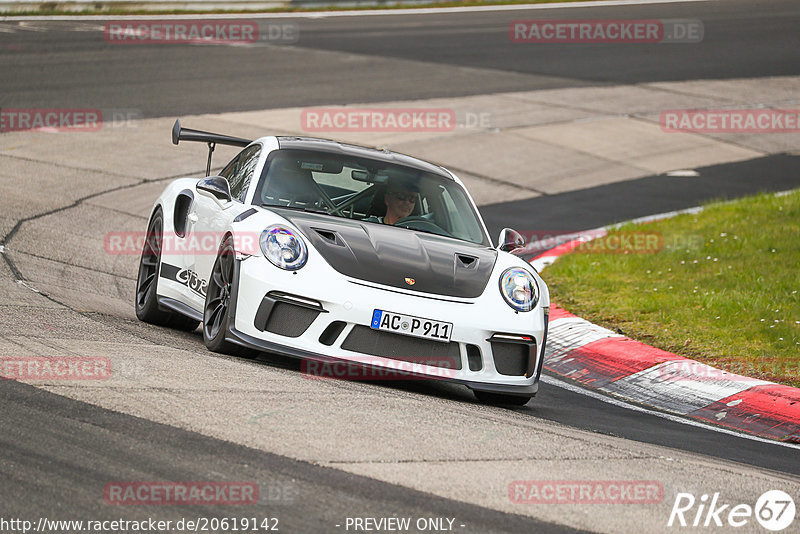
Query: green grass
544 189 800 388
1 0 599 16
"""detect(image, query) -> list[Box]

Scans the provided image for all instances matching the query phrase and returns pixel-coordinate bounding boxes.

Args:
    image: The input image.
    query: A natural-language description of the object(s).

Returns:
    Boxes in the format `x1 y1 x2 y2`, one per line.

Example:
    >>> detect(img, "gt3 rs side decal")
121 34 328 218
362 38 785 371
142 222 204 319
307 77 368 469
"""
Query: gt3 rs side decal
160 263 207 297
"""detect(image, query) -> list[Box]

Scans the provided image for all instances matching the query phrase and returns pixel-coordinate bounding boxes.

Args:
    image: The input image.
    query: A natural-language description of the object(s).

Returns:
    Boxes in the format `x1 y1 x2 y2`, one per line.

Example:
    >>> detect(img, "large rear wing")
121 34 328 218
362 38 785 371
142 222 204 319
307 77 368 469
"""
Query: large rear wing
171 119 253 176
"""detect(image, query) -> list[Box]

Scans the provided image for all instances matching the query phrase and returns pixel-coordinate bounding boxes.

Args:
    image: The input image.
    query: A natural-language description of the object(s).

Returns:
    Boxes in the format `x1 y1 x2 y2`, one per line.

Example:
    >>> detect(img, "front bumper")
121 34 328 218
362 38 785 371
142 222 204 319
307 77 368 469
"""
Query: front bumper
227 255 548 397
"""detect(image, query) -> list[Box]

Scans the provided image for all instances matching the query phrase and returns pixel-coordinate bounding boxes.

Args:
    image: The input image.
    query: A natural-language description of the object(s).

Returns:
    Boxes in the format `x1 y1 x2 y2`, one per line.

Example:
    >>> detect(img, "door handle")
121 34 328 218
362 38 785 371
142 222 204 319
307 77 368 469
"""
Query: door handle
188 213 199 223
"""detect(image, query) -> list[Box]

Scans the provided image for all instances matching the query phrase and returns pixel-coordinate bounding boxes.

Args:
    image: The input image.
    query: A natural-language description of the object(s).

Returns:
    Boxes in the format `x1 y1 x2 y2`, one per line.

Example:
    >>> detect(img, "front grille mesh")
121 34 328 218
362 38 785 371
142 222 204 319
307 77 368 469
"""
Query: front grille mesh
341 326 462 370
265 302 319 337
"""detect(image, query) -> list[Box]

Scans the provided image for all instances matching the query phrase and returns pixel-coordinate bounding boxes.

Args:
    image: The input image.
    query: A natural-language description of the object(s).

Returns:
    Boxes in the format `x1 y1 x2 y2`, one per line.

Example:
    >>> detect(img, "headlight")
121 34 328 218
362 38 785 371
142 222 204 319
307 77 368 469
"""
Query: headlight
260 225 308 270
499 267 538 312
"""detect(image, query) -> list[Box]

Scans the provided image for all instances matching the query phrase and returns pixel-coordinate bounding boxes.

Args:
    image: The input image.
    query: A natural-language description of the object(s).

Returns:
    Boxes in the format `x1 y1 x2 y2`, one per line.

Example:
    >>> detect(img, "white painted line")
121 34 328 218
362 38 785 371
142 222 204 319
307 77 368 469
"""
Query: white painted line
16 279 40 293
532 188 800 266
0 0 715 21
530 255 556 272
541 374 800 450
665 169 700 177
611 205 704 228
523 228 607 261
533 188 800 444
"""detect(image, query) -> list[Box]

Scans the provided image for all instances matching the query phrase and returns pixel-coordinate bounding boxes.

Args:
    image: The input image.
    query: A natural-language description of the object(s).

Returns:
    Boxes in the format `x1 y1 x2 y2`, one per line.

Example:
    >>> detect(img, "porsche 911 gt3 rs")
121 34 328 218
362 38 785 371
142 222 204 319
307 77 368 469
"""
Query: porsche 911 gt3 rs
135 120 549 405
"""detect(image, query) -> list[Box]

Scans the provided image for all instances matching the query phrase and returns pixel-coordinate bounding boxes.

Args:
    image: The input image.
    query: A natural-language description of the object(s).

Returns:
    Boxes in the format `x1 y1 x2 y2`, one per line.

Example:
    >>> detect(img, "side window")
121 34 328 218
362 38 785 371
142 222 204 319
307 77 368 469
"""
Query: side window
229 145 261 202
220 156 239 181
440 186 484 244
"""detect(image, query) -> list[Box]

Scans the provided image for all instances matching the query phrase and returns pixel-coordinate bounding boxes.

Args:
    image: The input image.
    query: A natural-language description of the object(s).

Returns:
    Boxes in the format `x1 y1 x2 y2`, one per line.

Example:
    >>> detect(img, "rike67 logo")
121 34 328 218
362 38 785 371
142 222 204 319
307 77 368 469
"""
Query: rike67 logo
668 490 796 531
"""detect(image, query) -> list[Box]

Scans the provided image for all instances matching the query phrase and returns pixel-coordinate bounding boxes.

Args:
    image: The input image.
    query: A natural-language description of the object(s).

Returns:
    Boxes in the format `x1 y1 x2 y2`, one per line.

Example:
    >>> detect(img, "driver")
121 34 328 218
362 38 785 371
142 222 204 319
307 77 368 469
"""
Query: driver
381 179 419 225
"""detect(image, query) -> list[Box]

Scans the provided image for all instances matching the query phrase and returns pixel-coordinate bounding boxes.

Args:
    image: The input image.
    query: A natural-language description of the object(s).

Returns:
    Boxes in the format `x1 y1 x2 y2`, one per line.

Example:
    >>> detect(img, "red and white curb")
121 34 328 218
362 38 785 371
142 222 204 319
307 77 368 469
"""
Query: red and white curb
531 207 800 444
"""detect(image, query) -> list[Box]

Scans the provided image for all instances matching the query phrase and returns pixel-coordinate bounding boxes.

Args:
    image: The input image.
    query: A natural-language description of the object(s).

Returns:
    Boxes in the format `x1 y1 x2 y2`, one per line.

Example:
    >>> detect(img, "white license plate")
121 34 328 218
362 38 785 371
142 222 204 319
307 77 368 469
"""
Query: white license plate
370 309 453 343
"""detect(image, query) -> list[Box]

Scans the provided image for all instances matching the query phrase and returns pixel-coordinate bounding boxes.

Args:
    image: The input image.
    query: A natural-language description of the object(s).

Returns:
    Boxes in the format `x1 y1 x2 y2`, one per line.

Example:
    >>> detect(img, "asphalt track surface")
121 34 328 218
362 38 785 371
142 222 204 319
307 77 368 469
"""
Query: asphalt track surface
1 379 578 533
2 0 800 529
0 0 798 116
481 153 800 238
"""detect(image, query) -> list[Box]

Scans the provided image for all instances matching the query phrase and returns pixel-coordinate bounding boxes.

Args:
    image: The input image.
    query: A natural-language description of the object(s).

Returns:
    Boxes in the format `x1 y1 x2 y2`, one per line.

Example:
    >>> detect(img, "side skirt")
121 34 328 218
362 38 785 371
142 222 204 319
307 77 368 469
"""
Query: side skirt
157 296 203 323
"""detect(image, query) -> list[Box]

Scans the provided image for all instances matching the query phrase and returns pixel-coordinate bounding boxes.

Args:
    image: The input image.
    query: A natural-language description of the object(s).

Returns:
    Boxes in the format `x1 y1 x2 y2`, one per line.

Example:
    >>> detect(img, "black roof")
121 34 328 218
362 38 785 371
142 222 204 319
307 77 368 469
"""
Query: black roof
276 136 453 179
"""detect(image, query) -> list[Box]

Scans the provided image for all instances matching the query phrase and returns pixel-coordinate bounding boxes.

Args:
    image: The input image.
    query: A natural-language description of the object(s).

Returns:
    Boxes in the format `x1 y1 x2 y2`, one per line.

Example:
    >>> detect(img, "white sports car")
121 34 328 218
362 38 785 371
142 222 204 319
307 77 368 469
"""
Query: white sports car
135 120 550 405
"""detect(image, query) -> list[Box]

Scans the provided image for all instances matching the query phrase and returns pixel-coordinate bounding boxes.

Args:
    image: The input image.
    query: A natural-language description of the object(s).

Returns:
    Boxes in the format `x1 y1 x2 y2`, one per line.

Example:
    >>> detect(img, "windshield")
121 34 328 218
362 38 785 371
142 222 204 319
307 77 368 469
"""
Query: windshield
253 148 490 246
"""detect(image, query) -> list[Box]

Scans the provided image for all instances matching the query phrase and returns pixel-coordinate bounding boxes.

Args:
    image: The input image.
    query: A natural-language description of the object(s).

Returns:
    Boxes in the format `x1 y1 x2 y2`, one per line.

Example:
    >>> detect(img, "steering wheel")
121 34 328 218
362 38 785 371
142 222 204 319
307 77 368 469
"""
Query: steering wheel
394 216 453 238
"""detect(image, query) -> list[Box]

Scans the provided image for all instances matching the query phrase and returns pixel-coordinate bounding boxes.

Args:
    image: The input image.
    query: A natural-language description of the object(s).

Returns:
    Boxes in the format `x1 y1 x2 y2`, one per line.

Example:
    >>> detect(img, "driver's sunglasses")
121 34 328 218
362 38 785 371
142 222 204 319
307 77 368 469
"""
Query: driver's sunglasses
392 192 417 203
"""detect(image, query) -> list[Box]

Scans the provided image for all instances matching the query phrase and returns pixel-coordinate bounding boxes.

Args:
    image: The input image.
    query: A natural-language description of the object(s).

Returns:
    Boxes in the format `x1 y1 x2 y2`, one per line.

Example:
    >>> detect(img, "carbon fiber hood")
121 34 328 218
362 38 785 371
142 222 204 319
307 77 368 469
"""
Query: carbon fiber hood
274 209 497 298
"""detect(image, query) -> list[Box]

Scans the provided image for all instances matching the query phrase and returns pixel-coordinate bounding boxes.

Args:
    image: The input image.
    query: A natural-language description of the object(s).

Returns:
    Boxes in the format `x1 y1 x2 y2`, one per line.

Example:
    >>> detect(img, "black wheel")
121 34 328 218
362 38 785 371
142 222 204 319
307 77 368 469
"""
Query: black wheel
474 390 532 407
135 209 200 331
203 236 254 357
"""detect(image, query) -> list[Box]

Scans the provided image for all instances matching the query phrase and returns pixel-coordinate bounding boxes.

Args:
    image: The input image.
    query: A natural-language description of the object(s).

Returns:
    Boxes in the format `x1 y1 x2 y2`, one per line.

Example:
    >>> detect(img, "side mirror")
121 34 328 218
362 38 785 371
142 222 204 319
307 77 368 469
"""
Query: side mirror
498 228 525 253
197 176 232 203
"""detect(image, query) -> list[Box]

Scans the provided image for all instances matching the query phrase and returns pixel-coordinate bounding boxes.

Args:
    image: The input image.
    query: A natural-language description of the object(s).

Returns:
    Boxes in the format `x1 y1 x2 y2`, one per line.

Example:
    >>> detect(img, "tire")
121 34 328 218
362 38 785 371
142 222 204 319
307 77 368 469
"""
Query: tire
135 209 200 331
473 390 532 407
203 235 255 357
